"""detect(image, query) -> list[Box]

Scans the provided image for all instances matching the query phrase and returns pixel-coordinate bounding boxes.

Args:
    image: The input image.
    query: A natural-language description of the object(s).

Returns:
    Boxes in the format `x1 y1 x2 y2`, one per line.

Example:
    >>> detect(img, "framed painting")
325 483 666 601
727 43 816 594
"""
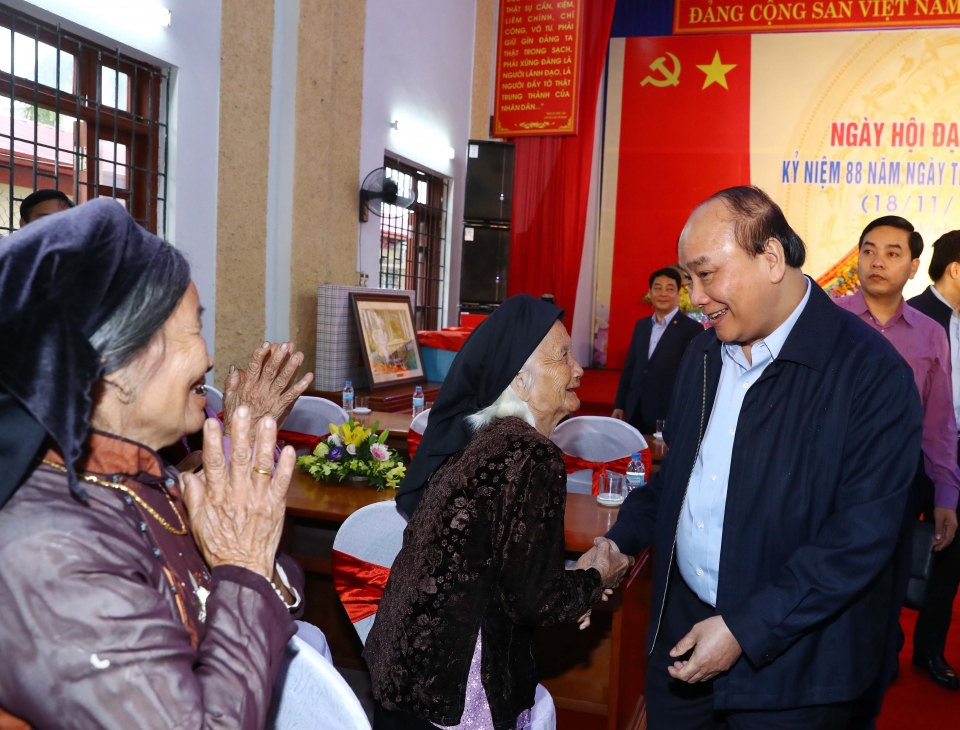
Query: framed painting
350 293 427 390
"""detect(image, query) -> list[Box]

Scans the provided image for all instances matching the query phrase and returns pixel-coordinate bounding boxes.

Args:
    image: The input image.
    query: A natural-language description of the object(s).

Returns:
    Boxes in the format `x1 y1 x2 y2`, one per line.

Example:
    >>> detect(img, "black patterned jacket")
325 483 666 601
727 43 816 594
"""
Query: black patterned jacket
364 417 603 729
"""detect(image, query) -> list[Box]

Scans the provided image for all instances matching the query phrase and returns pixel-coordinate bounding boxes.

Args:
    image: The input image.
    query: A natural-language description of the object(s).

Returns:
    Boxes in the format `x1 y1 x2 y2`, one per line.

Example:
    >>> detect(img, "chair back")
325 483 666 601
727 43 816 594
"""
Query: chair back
332 501 408 645
284 396 349 436
205 385 223 415
551 416 648 494
407 408 430 459
267 634 371 730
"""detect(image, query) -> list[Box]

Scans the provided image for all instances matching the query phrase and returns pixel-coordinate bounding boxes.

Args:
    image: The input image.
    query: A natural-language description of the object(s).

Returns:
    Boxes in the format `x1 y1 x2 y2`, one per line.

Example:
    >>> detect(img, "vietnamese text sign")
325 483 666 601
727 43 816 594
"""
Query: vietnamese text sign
492 0 583 137
674 0 960 34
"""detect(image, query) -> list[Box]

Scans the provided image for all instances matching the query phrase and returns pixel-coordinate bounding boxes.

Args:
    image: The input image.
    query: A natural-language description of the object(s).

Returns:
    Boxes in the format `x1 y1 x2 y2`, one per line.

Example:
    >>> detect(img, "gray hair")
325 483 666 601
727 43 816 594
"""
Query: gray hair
89 241 191 375
466 352 537 431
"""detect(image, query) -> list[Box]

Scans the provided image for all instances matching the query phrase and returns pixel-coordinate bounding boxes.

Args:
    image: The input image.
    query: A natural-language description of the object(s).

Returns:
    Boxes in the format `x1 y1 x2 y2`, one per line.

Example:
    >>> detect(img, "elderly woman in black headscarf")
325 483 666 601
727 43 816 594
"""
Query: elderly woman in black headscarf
365 295 632 730
0 200 312 729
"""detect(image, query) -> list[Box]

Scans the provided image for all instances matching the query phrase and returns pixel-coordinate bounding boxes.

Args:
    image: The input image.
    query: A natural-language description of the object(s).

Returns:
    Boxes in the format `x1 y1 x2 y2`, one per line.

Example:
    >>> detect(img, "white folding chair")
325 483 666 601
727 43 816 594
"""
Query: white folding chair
283 396 349 454
332 501 556 730
333 501 408 644
407 407 430 458
204 385 223 415
267 634 370 730
551 416 648 494
409 407 430 436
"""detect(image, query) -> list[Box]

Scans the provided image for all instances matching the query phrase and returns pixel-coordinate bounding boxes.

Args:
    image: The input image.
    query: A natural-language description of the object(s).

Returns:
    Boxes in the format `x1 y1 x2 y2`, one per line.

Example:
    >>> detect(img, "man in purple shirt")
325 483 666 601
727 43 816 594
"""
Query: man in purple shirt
836 216 960 693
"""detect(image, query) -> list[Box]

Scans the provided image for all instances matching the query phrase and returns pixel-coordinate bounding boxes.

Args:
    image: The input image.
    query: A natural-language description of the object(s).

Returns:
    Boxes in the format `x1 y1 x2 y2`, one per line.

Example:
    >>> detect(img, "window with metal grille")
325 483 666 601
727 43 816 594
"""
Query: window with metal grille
0 4 168 236
379 156 448 331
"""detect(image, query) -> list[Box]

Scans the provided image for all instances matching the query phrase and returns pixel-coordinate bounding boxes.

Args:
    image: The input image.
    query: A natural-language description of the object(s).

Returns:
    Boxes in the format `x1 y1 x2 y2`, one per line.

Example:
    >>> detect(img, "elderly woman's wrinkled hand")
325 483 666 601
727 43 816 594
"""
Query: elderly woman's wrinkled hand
222 341 314 443
181 406 296 579
589 538 633 590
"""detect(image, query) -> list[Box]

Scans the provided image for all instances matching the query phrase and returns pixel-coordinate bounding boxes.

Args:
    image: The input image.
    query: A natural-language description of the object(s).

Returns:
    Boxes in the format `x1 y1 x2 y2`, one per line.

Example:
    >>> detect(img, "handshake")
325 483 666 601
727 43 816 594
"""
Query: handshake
572 537 634 630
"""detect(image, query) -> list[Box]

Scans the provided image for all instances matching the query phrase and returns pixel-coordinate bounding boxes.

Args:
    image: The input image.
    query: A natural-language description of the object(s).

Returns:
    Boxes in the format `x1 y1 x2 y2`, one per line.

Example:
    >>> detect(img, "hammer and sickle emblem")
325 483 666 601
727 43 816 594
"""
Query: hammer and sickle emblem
641 52 681 87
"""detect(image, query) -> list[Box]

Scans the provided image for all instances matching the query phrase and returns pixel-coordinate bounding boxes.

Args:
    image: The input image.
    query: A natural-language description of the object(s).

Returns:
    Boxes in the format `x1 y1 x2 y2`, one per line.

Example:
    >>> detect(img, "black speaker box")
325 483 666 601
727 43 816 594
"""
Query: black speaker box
460 226 510 305
464 141 514 223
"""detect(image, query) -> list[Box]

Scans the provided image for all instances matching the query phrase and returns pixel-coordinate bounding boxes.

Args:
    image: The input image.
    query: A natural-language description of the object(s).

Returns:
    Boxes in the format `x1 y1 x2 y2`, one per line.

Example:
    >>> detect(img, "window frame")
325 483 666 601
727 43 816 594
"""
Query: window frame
0 4 169 235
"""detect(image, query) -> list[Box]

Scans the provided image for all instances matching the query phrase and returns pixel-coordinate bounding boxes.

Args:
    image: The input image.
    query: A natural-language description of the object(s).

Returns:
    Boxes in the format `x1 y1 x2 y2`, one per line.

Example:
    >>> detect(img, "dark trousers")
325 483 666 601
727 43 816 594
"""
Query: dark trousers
912 444 960 657
646 565 851 730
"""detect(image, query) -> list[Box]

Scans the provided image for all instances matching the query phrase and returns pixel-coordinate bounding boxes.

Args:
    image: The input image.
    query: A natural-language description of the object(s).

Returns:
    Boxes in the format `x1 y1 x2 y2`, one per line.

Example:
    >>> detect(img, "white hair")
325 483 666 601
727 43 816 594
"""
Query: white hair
466 353 537 431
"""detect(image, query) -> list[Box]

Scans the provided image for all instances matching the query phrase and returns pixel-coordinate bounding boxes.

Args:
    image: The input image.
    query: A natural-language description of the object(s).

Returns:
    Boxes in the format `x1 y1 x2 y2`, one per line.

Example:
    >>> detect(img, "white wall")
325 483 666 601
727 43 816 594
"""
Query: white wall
11 0 222 357
358 0 477 327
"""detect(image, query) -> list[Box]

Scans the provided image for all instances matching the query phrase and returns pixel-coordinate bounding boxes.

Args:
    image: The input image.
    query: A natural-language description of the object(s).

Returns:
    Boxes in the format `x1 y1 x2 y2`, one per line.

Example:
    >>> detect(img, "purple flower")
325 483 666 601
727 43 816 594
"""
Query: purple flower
328 446 344 462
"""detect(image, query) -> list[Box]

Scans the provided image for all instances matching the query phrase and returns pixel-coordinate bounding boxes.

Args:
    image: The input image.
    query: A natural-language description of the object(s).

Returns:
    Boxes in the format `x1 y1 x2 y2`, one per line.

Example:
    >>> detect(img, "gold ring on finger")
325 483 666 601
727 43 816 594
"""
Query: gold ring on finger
253 467 272 476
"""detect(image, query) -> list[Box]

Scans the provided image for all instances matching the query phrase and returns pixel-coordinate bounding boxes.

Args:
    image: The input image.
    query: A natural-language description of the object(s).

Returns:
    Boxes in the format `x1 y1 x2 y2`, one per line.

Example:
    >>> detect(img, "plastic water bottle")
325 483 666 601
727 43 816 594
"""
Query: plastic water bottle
342 380 354 413
412 386 425 417
625 452 645 492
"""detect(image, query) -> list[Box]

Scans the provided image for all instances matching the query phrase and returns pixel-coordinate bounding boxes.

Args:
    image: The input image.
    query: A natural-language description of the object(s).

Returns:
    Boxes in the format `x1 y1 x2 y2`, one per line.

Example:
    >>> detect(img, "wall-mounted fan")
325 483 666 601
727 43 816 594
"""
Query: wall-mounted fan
359 167 415 222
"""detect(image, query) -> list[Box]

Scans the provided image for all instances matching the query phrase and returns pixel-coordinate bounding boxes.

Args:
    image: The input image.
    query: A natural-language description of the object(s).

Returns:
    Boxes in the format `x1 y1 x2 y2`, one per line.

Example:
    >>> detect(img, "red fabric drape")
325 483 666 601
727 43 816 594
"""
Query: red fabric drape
507 0 618 328
407 429 423 460
277 430 326 453
562 449 653 496
332 549 392 623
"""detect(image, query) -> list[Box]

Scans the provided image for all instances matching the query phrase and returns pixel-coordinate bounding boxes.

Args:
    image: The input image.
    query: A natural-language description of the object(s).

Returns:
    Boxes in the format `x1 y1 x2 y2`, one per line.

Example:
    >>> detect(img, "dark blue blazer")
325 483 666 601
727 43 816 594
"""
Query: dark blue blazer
908 285 952 334
607 282 923 710
613 311 703 433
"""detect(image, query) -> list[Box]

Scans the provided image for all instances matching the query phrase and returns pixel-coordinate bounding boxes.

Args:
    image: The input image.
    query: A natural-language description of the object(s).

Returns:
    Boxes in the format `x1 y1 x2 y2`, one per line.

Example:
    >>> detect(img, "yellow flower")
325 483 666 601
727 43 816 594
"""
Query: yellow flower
329 420 372 447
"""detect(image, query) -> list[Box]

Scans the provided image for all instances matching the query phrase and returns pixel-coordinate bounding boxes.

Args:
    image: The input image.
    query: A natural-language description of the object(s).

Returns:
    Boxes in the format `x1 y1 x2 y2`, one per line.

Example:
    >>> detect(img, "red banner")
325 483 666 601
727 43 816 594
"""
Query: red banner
674 0 960 34
492 0 583 137
607 36 751 369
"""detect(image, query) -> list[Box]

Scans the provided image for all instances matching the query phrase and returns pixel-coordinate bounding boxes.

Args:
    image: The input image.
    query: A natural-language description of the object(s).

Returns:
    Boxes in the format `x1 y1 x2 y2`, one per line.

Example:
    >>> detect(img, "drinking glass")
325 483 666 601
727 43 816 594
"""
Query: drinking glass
353 395 370 414
597 472 626 507
655 420 666 439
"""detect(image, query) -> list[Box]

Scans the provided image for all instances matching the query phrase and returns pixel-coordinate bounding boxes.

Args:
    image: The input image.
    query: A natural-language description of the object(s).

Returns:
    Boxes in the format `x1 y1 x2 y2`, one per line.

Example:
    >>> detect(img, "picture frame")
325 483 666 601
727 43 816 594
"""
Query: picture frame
349 293 427 391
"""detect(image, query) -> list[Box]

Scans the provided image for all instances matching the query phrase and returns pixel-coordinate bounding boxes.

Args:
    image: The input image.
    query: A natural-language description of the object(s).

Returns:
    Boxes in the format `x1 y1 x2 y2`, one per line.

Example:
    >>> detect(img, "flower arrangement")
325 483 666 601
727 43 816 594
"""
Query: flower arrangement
296 418 406 490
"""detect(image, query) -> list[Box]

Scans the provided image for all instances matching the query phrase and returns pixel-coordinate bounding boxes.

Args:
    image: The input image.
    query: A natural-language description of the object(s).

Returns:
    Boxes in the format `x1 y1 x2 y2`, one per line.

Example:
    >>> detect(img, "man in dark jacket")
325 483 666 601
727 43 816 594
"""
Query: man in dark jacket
612 267 703 434
907 229 960 688
591 187 923 729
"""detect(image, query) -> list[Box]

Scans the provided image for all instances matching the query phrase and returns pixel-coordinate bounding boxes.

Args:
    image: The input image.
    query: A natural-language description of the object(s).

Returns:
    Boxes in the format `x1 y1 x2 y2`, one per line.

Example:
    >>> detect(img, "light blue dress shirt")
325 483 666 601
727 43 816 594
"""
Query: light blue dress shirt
648 307 680 359
929 285 960 432
676 279 811 606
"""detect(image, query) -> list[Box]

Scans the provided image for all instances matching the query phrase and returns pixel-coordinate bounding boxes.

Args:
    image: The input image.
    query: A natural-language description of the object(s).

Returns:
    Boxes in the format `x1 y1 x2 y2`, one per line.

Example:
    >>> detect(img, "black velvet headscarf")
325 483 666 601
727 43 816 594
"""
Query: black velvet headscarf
0 199 165 508
395 294 563 518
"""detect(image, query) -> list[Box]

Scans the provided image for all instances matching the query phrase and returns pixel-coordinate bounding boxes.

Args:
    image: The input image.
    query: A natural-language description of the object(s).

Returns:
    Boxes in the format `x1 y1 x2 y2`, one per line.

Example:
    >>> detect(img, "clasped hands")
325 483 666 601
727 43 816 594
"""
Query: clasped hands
572 537 633 630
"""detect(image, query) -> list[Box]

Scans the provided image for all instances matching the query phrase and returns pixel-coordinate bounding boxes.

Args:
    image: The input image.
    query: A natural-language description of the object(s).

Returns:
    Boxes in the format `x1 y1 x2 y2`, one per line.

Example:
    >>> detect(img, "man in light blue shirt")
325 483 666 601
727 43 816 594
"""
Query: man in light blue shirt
677 279 810 605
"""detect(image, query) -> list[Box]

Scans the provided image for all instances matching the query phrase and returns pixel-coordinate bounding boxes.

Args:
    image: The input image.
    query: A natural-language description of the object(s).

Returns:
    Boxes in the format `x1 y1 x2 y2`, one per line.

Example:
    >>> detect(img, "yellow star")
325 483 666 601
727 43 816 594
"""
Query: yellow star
696 51 736 90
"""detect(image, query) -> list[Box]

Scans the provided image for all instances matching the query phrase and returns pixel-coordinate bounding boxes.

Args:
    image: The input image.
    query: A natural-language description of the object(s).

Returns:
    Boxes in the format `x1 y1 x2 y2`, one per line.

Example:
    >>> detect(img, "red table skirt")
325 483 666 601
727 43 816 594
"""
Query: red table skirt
417 327 474 352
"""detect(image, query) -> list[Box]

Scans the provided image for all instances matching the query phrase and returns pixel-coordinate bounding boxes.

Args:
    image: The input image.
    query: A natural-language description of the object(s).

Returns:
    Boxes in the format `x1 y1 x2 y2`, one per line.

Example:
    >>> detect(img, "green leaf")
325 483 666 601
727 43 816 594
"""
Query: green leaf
378 430 389 444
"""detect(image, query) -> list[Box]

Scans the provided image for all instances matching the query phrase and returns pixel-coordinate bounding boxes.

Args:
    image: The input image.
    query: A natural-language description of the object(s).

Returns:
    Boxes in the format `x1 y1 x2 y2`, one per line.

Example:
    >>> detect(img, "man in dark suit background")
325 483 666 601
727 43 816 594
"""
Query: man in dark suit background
908 229 960 689
612 267 702 434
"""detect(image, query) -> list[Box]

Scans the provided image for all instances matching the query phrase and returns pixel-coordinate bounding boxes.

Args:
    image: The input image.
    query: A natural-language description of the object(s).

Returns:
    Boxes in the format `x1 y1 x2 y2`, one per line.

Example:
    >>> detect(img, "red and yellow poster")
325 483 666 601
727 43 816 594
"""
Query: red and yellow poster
675 0 960 34
492 0 583 137
594 29 960 369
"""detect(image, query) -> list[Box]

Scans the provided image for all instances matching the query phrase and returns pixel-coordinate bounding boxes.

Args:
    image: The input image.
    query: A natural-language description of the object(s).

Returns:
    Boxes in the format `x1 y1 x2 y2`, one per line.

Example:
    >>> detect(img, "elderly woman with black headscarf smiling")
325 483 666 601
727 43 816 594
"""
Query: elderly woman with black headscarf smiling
365 295 632 730
0 200 314 728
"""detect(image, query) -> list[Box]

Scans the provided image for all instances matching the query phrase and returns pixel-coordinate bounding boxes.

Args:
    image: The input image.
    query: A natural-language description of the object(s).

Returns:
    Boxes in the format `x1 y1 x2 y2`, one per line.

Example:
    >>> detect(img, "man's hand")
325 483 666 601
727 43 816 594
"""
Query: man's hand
572 538 628 629
933 507 958 551
667 615 742 683
611 408 625 421
222 341 314 443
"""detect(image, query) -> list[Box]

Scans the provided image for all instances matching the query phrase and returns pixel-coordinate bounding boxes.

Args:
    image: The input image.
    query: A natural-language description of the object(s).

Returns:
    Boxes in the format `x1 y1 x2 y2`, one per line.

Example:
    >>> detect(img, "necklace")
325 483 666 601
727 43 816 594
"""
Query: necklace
41 459 187 536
